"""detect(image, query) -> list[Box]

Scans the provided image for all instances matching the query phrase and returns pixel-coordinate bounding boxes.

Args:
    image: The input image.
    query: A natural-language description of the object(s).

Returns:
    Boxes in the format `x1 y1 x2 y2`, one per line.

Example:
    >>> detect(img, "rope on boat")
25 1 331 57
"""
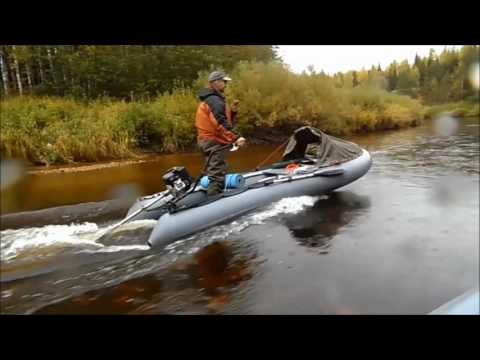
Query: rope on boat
255 138 290 170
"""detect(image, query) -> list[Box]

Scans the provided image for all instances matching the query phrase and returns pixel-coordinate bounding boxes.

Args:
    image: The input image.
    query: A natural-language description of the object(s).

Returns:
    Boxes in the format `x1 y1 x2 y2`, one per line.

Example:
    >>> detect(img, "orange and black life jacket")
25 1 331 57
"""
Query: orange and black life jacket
195 88 239 144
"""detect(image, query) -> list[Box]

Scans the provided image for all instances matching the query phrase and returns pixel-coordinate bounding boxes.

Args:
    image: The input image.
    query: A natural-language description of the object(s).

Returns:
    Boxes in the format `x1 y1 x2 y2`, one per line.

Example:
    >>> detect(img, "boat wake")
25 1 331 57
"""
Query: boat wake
0 221 154 264
1 196 319 267
0 195 323 313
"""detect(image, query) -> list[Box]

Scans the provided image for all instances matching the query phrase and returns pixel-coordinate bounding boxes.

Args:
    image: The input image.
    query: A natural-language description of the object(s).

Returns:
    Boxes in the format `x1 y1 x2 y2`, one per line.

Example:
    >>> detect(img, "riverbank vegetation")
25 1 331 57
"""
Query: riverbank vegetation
425 100 480 119
1 45 478 165
1 63 424 165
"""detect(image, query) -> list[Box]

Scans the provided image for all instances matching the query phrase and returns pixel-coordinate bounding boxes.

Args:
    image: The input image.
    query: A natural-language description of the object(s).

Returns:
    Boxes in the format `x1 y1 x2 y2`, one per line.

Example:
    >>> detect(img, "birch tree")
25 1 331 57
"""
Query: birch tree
0 46 9 96
11 45 23 96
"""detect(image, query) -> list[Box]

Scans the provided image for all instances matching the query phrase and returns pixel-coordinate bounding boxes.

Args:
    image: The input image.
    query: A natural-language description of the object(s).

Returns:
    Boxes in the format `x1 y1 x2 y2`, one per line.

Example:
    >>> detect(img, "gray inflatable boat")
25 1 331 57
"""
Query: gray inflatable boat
122 126 372 249
429 288 479 315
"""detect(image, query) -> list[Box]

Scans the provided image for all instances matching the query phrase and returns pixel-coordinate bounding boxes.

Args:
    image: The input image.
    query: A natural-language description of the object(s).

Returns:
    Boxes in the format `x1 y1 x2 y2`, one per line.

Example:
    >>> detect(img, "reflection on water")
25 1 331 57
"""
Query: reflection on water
35 274 165 315
280 192 371 250
34 241 252 314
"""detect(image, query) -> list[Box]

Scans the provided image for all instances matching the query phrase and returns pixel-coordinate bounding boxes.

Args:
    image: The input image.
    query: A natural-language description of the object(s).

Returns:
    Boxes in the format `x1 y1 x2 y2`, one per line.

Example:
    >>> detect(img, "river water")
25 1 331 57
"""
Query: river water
1 117 478 314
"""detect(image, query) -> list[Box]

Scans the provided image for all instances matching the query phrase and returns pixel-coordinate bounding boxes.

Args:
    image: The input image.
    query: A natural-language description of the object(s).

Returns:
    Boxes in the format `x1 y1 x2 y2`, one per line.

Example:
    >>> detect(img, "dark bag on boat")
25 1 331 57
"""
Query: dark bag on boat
281 126 363 166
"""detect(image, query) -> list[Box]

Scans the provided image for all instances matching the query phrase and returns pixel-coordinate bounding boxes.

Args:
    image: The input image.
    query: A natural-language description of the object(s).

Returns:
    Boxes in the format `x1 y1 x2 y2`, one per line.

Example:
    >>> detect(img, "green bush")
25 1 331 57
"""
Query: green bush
227 61 424 135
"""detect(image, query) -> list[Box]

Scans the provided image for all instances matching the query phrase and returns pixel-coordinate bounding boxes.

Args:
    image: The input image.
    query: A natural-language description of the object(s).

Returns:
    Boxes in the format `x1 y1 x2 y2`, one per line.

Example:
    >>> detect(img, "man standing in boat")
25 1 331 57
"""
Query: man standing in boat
195 71 246 196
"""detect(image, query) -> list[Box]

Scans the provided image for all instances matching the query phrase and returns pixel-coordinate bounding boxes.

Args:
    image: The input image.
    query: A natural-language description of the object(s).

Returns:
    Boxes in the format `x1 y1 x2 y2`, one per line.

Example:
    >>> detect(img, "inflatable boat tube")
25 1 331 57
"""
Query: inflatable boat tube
429 288 479 315
133 149 372 248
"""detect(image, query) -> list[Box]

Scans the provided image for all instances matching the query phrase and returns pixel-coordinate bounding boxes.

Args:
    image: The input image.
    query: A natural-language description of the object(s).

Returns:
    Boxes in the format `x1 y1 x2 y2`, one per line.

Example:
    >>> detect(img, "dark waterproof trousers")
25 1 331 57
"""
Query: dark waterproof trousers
198 139 229 196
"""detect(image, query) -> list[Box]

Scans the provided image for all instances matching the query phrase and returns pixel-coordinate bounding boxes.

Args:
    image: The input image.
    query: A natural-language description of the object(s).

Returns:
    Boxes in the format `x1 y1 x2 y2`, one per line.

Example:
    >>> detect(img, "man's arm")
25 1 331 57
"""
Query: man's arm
205 95 230 129
207 110 238 143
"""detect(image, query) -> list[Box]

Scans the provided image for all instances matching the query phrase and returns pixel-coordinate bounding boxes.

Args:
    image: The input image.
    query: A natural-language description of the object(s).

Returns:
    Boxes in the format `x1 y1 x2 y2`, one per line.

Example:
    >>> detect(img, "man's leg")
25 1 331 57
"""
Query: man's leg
207 147 227 196
198 140 228 196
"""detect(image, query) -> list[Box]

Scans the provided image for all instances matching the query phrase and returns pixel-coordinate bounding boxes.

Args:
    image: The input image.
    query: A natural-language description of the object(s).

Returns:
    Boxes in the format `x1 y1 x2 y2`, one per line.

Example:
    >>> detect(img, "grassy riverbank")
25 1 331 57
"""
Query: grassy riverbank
1 62 425 166
425 100 480 119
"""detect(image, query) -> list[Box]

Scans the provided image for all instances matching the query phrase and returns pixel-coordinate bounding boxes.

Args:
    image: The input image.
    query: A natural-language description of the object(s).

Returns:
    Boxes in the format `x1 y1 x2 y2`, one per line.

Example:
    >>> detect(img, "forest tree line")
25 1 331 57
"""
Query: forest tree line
0 45 279 99
1 45 478 105
329 45 479 104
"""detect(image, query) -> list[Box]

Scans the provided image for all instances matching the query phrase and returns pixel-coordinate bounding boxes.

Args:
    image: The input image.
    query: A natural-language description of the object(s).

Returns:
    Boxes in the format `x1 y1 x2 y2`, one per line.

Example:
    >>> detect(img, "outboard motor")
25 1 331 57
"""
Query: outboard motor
108 166 194 237
162 166 193 195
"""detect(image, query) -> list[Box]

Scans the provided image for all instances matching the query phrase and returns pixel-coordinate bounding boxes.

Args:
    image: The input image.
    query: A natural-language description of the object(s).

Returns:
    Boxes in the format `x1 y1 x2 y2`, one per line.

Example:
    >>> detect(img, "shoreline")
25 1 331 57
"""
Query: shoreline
25 125 413 175
27 154 160 175
26 135 287 175
24 113 479 176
